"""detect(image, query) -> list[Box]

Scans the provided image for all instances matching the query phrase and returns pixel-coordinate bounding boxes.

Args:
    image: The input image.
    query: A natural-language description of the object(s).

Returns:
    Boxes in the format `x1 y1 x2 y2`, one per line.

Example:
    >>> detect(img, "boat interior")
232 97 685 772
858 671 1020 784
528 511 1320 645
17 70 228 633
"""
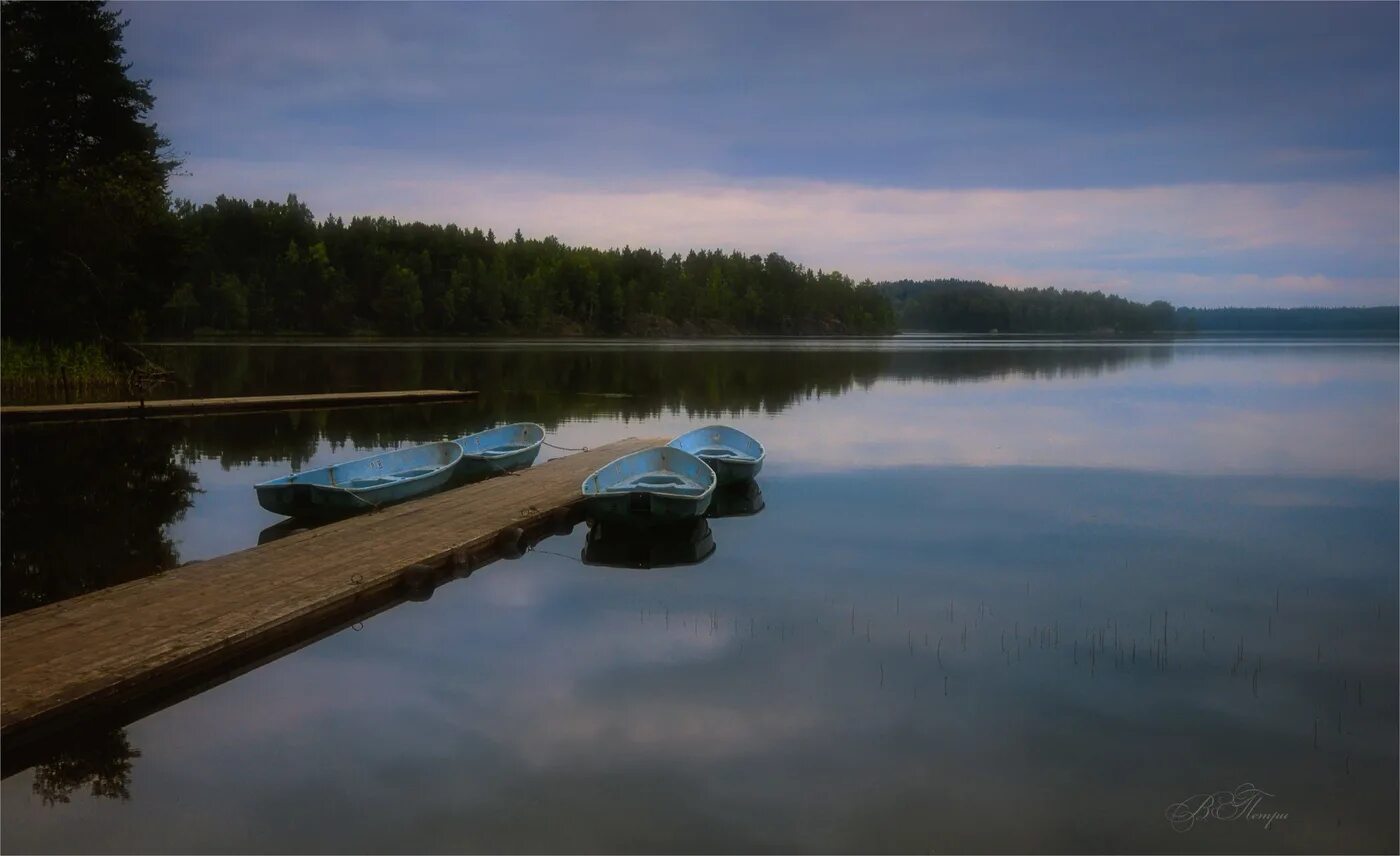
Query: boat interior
604 470 710 496
669 426 764 464
692 444 755 461
469 442 534 459
341 467 437 488
456 424 545 459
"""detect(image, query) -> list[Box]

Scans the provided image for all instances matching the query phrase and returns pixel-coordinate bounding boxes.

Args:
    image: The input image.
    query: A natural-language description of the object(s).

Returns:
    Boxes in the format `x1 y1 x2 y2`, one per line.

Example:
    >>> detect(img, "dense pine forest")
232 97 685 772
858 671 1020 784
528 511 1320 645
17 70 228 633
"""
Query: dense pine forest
878 279 1178 334
879 279 1397 335
1173 306 1398 332
166 196 896 337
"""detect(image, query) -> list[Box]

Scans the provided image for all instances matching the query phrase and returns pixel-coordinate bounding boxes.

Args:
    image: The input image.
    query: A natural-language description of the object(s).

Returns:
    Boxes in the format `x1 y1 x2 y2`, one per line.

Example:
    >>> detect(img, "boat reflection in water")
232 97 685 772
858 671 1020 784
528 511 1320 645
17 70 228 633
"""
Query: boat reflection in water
581 518 717 570
706 480 765 519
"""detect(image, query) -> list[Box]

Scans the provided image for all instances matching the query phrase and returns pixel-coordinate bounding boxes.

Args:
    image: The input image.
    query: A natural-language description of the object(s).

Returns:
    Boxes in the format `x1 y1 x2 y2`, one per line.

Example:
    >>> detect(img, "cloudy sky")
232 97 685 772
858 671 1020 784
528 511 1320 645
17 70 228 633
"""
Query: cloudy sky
121 2 1398 307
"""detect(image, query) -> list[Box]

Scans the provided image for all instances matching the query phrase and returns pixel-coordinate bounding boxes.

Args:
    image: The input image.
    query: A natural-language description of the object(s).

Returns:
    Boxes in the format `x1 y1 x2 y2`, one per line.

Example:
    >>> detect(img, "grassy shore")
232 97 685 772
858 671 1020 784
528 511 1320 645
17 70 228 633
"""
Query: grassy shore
1 339 125 401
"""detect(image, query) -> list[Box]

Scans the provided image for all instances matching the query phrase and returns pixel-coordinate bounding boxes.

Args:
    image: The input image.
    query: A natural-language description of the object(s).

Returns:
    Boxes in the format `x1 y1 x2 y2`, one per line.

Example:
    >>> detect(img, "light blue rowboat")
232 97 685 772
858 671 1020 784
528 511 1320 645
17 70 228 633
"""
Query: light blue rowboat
667 425 765 485
452 422 544 481
581 446 716 524
255 441 462 519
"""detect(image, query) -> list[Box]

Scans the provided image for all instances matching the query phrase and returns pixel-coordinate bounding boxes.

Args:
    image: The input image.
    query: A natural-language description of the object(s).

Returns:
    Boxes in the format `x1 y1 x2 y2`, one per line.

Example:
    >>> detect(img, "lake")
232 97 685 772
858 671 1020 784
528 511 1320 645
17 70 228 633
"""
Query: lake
2 337 1397 854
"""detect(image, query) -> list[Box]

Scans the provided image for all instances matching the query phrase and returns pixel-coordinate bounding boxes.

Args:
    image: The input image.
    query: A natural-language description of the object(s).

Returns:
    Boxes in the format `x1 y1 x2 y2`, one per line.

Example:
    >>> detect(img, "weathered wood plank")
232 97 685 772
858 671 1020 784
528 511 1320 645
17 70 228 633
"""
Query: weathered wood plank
0 437 662 743
0 389 479 424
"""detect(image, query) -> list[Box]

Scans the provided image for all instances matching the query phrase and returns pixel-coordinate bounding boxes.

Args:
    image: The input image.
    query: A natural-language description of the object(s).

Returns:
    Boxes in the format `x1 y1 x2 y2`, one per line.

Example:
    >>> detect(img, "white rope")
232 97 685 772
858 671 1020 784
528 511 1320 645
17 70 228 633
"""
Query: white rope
543 440 589 452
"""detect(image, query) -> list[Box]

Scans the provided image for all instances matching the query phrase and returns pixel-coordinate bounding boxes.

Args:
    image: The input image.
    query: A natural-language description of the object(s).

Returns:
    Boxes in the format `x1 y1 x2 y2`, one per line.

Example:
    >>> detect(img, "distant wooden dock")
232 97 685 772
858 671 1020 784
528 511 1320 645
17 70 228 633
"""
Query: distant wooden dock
0 389 479 424
0 437 661 747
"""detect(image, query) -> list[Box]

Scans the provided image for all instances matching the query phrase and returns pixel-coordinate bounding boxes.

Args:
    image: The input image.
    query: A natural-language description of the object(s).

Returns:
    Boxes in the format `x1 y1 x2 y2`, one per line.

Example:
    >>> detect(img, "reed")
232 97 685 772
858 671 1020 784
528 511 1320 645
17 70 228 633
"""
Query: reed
1 339 124 400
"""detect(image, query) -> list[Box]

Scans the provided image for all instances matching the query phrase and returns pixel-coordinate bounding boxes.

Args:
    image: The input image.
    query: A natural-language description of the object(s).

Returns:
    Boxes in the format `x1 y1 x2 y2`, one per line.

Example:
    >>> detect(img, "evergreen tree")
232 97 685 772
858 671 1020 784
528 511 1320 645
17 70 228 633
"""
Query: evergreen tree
2 1 180 341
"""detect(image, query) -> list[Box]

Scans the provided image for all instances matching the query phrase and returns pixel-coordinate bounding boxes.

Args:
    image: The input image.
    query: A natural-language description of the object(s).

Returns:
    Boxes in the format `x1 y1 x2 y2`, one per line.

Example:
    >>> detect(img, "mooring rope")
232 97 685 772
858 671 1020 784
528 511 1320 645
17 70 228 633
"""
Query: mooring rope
527 544 583 564
542 440 589 452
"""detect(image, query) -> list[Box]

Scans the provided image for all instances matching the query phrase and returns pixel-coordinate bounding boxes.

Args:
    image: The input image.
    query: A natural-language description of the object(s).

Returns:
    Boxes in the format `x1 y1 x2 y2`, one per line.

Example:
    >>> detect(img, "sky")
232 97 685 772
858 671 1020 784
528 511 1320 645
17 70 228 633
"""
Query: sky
119 2 1399 308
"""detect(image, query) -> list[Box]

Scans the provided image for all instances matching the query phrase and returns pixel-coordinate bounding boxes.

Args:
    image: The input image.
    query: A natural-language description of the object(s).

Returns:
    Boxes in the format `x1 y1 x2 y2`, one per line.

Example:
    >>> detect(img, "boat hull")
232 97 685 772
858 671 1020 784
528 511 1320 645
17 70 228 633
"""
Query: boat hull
667 425 765 486
586 489 713 524
452 423 545 483
254 441 462 519
581 446 716 525
702 455 763 485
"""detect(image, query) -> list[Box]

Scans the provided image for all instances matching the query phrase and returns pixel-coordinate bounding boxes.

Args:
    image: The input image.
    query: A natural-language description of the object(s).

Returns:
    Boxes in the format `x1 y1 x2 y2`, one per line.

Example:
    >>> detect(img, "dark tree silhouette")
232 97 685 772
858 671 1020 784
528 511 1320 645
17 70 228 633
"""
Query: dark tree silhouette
165 196 897 337
2 1 181 342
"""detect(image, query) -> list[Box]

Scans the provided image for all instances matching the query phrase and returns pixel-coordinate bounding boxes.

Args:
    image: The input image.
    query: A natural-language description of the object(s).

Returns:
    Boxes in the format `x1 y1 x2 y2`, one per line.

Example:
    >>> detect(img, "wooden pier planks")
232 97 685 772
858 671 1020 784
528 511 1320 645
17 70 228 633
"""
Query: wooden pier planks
0 389 479 424
0 437 663 743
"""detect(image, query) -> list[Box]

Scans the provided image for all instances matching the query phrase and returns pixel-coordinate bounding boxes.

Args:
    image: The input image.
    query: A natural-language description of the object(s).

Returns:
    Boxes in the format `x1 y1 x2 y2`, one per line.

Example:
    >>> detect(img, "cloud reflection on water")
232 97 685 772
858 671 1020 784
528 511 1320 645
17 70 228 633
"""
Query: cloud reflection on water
2 341 1395 853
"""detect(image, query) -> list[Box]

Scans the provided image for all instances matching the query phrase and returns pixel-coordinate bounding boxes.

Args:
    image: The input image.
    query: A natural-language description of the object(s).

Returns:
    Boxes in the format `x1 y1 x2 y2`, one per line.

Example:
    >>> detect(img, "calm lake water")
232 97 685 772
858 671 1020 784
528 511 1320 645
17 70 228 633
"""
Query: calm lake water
2 337 1397 854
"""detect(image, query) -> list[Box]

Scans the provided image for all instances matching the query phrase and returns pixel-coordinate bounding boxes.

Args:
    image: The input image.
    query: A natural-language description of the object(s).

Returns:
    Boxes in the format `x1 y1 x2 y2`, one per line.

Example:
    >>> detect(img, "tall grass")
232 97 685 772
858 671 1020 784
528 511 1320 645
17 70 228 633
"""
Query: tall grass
1 339 124 402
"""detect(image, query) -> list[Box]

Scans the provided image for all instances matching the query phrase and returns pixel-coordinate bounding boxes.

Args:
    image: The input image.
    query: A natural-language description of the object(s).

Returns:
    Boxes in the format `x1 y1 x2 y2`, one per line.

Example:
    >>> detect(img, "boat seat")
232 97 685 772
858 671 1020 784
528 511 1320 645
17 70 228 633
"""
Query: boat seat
477 443 530 458
695 446 754 461
395 467 436 478
346 476 398 488
605 472 708 496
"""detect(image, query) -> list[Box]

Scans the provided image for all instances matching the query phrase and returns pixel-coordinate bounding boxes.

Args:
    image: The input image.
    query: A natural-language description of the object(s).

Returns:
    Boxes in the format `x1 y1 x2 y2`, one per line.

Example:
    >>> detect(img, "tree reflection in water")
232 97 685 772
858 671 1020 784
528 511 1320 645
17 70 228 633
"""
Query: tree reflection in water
30 728 140 806
3 343 1164 613
1 421 198 615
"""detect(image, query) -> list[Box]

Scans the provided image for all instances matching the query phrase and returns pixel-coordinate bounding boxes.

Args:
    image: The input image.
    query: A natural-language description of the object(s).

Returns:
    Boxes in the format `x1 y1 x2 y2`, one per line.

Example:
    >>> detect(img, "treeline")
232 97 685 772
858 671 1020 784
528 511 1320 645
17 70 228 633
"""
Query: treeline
2 3 893 344
878 279 1177 333
1175 306 1398 333
165 195 896 338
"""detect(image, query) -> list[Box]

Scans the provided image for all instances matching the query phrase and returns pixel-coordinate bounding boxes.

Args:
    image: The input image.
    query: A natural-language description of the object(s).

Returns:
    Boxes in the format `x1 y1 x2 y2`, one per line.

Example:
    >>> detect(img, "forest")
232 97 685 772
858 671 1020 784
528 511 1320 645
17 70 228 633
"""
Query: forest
878 279 1178 334
878 280 1397 335
2 2 1391 359
165 196 896 337
0 3 893 346
1174 306 1397 332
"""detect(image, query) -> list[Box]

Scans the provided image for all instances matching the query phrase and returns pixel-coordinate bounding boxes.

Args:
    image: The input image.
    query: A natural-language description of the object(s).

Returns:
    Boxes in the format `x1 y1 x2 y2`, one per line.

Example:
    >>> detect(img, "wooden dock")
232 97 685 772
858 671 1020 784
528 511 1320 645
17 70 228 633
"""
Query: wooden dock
0 389 479 424
0 437 662 747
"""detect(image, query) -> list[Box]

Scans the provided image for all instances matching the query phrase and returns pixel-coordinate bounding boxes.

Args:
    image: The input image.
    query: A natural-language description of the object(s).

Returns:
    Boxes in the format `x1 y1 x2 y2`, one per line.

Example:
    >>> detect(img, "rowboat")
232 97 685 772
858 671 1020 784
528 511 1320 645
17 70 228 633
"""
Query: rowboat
254 441 462 519
582 519 716 569
452 422 544 482
667 425 764 485
581 446 716 523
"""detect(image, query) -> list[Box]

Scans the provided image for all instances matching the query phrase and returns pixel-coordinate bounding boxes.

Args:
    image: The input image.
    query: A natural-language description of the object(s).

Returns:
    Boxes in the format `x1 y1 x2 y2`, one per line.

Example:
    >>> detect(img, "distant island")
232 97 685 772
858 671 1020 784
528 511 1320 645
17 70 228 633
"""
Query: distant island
1172 305 1399 333
878 279 1398 335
